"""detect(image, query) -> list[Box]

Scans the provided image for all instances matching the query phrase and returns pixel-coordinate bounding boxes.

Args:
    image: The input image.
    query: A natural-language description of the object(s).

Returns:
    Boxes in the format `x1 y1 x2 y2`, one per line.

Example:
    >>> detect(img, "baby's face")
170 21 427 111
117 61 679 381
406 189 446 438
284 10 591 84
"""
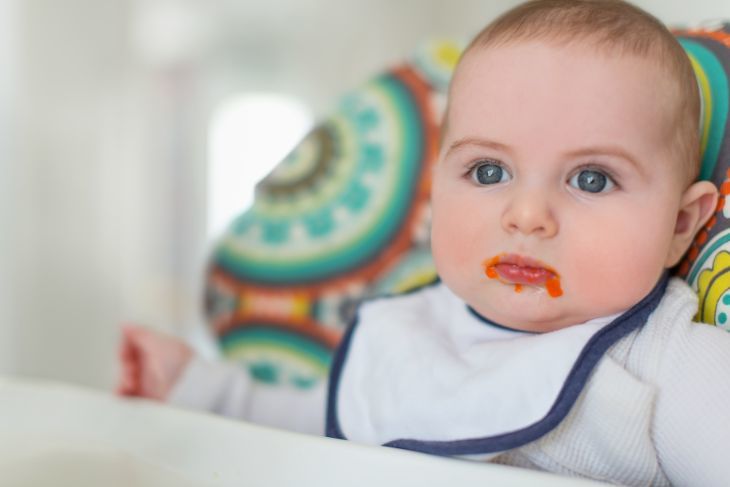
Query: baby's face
432 41 688 332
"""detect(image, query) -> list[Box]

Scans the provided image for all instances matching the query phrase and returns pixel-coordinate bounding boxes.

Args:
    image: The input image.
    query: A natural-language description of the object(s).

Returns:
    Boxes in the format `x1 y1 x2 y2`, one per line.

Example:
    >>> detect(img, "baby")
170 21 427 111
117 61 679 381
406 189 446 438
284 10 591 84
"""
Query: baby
119 1 730 484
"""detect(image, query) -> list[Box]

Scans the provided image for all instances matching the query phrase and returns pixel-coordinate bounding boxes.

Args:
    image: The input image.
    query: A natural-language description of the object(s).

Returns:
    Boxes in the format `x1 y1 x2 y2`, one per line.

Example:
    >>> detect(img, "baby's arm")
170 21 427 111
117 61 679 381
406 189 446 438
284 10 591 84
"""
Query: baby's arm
168 357 326 435
117 324 326 435
652 323 730 486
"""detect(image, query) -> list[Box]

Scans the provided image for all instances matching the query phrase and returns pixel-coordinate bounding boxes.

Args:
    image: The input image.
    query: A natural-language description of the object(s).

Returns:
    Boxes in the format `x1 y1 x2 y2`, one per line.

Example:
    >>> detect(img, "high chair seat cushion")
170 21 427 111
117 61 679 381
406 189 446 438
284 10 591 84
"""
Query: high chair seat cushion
204 25 730 389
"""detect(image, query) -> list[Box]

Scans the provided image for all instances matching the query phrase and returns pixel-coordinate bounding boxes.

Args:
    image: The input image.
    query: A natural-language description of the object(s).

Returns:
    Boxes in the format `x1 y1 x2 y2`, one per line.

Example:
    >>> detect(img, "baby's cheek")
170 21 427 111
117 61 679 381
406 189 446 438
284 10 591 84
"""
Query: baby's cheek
431 200 476 266
431 227 466 278
566 235 665 312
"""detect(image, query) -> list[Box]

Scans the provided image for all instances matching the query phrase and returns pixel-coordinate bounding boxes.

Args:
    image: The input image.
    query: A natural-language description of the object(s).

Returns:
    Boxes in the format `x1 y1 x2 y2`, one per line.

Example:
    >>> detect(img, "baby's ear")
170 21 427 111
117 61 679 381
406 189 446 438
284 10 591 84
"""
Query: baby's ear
666 181 719 267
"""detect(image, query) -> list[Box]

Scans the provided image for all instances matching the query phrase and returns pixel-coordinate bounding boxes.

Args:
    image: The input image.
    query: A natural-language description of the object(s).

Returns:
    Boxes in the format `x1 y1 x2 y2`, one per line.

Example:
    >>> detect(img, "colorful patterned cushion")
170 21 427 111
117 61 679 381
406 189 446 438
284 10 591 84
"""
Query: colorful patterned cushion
205 25 730 390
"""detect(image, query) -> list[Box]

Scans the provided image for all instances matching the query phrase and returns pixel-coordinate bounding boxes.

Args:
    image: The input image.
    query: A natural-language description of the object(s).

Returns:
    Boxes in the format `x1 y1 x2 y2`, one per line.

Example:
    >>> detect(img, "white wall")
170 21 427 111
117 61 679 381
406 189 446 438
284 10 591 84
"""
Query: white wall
2 0 729 390
0 0 18 374
4 0 212 388
10 0 134 387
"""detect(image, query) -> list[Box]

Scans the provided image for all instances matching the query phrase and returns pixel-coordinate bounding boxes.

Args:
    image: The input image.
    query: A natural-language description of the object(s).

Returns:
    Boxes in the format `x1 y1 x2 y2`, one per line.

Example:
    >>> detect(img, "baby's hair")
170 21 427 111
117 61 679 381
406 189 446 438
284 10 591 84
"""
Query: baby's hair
444 0 700 184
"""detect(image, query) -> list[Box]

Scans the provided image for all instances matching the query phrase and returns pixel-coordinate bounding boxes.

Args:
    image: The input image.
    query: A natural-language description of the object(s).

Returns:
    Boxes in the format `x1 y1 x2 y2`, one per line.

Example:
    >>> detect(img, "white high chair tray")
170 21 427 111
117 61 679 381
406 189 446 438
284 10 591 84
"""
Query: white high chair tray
0 377 607 487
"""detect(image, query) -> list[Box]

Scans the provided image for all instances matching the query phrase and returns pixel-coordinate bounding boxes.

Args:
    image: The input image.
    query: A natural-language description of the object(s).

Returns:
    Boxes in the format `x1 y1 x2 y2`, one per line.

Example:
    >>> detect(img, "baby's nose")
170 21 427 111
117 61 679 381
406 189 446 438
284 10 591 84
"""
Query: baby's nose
501 188 558 238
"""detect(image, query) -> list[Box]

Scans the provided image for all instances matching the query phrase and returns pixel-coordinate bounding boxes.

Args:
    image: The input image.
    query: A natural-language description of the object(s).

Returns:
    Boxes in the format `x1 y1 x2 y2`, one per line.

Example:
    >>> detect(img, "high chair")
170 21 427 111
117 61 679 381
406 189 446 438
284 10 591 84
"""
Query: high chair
203 24 730 397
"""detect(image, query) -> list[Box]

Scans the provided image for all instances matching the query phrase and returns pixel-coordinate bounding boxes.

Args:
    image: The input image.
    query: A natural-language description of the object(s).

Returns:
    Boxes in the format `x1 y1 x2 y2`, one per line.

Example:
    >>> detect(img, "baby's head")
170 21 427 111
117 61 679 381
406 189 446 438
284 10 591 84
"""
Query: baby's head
431 0 719 332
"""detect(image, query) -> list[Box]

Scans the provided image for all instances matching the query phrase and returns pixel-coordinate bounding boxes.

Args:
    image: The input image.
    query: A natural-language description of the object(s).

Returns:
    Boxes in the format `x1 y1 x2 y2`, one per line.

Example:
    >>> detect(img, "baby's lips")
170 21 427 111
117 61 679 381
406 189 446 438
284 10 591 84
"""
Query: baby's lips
483 253 564 298
493 262 554 285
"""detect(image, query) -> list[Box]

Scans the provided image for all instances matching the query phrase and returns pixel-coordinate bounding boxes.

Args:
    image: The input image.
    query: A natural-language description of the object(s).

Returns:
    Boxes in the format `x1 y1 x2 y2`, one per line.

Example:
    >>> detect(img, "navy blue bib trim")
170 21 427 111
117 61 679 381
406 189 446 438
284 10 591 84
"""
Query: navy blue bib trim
326 307 361 440
467 306 539 334
326 272 669 456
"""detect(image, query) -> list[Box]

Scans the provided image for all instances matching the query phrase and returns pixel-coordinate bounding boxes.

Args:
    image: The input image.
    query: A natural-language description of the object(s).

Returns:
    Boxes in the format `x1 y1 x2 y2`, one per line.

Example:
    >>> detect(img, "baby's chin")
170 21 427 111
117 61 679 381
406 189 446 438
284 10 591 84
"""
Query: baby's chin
483 307 579 333
465 286 593 333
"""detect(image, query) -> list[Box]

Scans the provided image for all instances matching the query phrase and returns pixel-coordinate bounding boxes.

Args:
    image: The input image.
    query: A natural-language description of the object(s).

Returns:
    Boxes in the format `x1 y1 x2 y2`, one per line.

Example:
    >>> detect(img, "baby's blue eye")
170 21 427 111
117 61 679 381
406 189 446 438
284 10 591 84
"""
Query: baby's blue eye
569 169 615 193
471 162 511 185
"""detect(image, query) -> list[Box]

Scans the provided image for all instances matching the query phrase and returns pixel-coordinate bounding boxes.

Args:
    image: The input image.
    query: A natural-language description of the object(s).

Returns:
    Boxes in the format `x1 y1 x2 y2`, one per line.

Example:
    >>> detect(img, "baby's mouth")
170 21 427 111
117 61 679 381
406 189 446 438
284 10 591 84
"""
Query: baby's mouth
494 263 553 285
483 254 563 297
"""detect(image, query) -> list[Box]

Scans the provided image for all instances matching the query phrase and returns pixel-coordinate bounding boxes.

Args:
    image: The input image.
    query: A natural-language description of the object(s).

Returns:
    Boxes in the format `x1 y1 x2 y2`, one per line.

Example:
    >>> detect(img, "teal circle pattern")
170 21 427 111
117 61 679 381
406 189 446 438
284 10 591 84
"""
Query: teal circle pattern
716 291 730 325
214 72 428 285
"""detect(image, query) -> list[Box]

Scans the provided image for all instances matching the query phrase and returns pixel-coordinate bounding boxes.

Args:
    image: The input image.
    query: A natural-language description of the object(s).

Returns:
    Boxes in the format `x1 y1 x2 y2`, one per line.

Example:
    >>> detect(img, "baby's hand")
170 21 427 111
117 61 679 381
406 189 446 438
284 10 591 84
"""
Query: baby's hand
117 324 193 400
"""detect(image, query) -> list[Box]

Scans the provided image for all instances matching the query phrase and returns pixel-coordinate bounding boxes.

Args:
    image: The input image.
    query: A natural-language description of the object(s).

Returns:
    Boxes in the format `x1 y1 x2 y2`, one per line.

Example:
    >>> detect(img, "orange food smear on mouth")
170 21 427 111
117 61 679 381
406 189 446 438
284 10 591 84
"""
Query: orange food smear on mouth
482 255 563 298
545 276 563 298
483 255 501 280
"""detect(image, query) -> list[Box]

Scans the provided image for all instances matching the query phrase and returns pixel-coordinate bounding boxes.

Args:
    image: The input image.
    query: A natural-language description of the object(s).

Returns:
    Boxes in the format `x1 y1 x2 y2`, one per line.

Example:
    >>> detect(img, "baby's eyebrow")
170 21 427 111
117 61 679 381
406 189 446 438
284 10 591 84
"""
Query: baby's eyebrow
445 137 514 157
564 146 643 173
445 138 644 172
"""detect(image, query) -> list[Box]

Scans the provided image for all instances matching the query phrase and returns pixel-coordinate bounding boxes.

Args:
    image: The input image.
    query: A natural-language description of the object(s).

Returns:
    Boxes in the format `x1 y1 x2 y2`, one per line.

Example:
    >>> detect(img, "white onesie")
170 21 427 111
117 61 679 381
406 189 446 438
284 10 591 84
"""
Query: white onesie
170 276 730 486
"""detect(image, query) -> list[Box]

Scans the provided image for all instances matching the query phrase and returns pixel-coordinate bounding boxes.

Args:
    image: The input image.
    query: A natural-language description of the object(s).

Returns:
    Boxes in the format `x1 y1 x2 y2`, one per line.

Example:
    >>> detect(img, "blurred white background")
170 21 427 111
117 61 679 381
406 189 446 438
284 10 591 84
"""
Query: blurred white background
1 0 728 390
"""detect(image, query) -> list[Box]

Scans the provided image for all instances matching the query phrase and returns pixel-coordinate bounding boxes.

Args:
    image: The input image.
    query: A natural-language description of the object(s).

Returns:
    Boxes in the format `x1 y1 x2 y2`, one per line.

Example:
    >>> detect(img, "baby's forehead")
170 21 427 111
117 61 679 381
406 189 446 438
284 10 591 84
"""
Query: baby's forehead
450 40 681 129
450 40 677 116
454 38 671 85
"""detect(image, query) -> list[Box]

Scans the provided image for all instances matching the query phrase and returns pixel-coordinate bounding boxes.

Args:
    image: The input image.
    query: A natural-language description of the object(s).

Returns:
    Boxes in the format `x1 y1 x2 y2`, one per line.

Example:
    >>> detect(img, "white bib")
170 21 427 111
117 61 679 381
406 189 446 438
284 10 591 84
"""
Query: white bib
326 276 668 457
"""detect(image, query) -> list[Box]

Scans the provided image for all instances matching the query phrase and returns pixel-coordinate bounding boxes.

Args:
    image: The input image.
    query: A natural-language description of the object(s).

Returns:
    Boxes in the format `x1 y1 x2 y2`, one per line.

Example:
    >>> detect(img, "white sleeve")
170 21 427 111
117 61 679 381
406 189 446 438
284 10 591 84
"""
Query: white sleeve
167 356 327 436
653 323 730 486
